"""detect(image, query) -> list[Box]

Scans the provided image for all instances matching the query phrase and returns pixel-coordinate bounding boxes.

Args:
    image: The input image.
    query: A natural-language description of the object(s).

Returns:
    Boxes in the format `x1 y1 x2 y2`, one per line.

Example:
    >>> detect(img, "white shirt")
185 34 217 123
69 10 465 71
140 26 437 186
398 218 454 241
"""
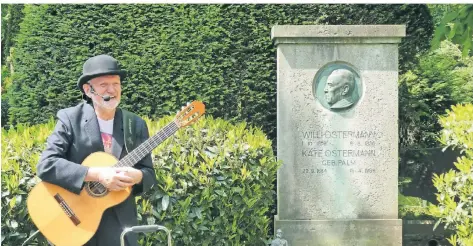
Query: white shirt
97 117 114 135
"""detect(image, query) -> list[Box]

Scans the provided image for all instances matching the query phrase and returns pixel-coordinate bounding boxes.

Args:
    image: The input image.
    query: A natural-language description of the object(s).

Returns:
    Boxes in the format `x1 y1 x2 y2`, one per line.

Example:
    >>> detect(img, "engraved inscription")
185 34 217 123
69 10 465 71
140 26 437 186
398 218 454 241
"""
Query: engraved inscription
302 168 327 174
299 130 381 174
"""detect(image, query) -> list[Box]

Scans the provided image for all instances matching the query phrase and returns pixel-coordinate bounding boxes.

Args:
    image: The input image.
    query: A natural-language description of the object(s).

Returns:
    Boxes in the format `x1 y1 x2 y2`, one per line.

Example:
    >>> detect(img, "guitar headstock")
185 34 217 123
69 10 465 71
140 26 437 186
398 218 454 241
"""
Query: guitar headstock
174 101 205 128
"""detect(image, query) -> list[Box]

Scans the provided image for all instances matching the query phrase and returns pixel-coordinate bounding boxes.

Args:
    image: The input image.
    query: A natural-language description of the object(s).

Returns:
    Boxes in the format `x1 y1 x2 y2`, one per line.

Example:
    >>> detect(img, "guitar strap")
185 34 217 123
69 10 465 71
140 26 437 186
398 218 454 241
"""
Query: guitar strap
121 108 137 154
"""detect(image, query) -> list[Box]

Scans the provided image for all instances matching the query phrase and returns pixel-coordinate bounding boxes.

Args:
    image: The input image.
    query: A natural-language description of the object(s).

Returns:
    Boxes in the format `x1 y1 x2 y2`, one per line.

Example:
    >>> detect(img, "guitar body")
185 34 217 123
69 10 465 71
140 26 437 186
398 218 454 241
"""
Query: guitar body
27 152 131 246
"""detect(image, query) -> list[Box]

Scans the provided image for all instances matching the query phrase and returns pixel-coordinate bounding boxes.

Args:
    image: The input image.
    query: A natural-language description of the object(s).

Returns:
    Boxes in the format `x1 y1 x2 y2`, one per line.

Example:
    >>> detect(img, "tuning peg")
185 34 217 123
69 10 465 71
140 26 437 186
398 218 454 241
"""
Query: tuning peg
187 102 190 106
181 106 185 110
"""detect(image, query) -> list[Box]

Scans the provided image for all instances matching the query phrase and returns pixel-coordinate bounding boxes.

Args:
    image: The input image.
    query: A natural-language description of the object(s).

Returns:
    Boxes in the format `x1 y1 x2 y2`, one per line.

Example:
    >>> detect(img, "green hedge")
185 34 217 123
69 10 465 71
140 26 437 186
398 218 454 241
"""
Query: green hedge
1 4 24 64
1 115 279 245
6 4 433 141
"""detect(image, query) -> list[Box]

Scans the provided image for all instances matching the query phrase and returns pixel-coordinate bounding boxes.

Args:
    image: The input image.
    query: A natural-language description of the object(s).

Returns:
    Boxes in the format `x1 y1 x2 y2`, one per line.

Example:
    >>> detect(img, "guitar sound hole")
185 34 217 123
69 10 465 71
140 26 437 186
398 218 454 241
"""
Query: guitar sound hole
85 182 109 197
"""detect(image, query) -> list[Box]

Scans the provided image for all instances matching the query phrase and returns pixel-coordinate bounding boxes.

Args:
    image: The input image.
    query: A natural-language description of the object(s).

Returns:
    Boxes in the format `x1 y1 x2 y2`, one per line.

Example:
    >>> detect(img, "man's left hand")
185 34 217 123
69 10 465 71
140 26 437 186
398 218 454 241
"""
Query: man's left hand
115 167 143 185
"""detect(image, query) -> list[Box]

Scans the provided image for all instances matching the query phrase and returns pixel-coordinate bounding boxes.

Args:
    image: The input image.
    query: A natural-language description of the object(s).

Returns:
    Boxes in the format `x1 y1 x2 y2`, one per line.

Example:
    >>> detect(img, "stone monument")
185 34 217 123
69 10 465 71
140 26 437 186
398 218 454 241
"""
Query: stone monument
272 25 405 245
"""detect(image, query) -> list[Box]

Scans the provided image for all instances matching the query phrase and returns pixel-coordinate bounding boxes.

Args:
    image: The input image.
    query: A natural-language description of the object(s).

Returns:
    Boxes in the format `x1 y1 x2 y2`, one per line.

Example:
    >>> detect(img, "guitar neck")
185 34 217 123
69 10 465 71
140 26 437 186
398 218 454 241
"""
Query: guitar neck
115 121 179 168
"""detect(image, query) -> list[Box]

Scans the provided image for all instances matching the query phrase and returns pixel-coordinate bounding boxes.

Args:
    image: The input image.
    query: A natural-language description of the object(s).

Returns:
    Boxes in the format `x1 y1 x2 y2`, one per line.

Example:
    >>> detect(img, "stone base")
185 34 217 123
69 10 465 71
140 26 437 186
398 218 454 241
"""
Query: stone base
274 216 402 246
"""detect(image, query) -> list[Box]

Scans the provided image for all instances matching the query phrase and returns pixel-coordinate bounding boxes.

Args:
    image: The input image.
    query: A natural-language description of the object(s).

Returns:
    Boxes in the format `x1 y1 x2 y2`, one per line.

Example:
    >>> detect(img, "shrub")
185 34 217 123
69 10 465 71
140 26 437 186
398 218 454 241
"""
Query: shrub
399 40 473 183
137 115 279 245
1 115 279 245
428 104 473 246
399 193 434 220
1 120 55 245
399 40 473 149
398 177 434 220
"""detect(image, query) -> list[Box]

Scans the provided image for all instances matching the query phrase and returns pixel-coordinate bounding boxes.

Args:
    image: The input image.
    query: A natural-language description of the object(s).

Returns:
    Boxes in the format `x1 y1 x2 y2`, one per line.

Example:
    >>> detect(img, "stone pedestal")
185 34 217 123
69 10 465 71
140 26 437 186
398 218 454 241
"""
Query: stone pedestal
272 25 405 246
275 218 402 246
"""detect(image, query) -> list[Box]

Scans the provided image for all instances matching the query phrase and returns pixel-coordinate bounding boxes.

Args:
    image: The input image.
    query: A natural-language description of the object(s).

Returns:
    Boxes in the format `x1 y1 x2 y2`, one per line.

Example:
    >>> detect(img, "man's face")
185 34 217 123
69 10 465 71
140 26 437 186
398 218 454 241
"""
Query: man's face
84 75 121 110
324 73 345 105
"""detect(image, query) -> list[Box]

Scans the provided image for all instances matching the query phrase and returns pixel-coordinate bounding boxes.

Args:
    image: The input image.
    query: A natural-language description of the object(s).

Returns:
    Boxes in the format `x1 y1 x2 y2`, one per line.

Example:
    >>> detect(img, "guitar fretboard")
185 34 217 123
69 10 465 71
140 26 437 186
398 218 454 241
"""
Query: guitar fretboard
115 121 179 167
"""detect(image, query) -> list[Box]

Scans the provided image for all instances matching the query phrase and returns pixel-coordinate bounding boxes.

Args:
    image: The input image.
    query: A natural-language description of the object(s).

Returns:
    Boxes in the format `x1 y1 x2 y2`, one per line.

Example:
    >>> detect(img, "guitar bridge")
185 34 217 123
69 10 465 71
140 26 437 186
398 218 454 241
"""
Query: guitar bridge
54 194 81 226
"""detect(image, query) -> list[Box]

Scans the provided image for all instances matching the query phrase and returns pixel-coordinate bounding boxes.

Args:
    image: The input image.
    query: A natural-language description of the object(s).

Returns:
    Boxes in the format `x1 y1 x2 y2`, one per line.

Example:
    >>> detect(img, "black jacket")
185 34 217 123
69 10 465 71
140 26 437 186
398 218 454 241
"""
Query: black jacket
37 102 157 246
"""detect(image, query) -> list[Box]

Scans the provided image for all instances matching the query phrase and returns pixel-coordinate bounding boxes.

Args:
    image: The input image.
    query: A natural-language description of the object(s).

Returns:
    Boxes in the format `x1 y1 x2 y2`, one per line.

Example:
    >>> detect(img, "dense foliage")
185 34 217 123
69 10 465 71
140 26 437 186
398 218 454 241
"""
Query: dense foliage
429 104 473 246
1 4 24 127
432 4 473 57
399 40 473 150
1 120 54 245
398 41 473 219
1 4 24 64
1 115 279 245
5 4 434 141
399 192 434 220
139 115 279 245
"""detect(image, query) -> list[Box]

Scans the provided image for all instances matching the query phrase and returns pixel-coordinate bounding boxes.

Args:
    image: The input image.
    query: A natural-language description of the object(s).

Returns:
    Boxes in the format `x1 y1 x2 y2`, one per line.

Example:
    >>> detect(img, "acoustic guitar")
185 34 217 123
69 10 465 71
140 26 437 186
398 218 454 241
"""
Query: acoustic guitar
27 101 205 246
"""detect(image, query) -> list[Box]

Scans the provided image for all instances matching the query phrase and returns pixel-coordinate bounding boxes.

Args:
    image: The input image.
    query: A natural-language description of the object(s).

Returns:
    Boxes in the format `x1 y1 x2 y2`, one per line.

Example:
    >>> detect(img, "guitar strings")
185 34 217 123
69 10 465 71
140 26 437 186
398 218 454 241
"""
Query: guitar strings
119 123 178 170
88 122 177 191
118 121 178 167
88 122 177 190
88 121 179 192
120 122 178 167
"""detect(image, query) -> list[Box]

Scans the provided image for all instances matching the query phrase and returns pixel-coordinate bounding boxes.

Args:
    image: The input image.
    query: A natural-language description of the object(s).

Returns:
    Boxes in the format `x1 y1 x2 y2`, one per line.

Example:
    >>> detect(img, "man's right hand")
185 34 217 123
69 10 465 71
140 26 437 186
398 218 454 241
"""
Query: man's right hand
85 167 134 191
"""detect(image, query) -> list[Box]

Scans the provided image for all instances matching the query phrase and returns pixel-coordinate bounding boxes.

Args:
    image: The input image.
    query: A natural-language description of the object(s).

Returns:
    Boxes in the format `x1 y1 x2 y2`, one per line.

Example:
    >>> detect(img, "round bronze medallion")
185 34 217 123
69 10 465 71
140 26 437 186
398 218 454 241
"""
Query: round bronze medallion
313 62 362 112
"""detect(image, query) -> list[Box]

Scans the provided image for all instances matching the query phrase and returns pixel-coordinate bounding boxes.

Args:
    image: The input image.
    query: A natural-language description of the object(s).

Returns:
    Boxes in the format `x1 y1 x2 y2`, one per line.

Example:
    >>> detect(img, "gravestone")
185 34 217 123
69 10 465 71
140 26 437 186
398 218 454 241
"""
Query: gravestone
272 25 405 245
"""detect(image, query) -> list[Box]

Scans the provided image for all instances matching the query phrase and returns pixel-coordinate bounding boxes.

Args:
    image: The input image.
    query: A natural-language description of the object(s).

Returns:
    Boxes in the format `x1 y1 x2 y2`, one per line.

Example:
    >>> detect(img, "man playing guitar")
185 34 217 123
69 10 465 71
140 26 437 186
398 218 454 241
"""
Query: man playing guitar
36 54 157 246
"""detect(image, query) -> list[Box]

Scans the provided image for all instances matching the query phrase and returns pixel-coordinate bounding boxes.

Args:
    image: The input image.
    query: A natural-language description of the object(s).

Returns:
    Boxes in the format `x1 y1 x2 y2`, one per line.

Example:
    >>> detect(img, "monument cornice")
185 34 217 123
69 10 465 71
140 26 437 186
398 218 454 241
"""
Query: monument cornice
271 25 406 45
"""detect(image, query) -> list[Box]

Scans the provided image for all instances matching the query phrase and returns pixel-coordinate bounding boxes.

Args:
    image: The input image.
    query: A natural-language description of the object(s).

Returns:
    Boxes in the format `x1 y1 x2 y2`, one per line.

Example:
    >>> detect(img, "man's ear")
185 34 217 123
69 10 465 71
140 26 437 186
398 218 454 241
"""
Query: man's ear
341 84 349 96
83 84 92 97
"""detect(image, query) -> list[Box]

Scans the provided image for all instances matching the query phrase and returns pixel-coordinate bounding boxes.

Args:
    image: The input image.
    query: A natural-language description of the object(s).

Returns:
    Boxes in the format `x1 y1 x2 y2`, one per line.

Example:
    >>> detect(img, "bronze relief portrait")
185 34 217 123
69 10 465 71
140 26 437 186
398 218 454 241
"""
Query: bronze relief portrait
313 63 362 111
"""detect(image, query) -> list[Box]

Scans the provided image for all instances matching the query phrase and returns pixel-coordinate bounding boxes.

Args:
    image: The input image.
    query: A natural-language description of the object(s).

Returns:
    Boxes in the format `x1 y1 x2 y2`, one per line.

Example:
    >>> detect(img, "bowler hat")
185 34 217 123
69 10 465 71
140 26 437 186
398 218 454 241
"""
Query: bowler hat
77 54 126 94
